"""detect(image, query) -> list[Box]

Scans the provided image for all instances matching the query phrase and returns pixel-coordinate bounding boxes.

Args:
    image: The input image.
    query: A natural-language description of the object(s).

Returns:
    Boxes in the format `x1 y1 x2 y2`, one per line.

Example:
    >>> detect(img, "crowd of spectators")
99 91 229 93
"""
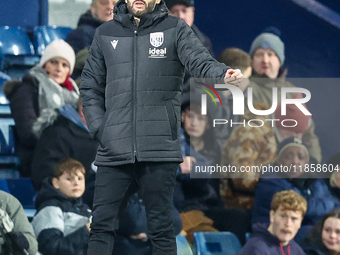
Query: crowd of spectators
0 0 339 254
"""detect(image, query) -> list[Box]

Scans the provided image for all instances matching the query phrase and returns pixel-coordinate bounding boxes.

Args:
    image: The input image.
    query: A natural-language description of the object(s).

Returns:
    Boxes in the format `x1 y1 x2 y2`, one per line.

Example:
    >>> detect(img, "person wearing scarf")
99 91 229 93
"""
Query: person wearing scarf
2 39 79 177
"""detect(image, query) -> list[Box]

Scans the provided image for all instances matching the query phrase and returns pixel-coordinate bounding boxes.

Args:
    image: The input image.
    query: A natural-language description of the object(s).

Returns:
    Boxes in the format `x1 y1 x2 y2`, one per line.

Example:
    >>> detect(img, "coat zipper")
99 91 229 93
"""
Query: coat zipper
132 28 138 161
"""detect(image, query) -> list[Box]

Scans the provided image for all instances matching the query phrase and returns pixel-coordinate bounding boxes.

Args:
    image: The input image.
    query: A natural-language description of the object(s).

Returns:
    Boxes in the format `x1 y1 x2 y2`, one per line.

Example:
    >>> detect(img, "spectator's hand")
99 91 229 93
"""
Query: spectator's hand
130 233 148 242
86 222 91 232
224 69 243 86
180 156 196 174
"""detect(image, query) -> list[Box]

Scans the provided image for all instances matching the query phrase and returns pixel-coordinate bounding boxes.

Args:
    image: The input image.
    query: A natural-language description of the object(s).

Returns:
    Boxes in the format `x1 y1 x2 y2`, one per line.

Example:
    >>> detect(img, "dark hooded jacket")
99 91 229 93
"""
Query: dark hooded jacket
66 10 103 53
31 178 91 255
238 223 306 255
2 76 39 177
252 170 340 242
301 236 333 255
80 0 229 167
300 217 337 255
31 104 97 207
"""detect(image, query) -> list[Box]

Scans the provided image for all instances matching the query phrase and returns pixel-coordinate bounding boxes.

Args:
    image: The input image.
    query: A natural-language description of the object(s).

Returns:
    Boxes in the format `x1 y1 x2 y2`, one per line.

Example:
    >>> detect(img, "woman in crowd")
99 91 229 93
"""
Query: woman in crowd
301 209 340 255
2 39 79 177
174 90 250 245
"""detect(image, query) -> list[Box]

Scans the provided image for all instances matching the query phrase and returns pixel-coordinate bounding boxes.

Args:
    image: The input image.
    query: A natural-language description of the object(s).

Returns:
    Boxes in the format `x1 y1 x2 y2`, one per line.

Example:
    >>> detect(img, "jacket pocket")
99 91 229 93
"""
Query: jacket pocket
96 111 110 143
165 100 177 140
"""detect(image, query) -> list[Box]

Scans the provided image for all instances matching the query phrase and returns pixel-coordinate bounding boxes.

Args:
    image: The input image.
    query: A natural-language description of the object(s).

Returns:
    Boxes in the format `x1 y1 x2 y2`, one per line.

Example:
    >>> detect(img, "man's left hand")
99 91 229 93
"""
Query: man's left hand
224 69 243 86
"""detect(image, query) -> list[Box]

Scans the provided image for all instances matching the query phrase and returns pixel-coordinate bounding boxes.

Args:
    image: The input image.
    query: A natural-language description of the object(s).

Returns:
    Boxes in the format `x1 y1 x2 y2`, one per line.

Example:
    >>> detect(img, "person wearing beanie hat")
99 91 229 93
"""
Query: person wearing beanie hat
252 135 340 244
249 31 284 79
250 32 285 65
39 39 75 75
247 27 322 165
276 137 310 171
2 39 79 177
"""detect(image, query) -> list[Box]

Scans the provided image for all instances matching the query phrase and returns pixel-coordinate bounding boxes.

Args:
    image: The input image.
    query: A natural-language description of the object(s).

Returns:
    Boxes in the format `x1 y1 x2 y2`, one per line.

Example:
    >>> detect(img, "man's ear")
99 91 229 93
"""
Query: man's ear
90 3 96 16
156 0 161 4
269 210 275 223
52 177 60 189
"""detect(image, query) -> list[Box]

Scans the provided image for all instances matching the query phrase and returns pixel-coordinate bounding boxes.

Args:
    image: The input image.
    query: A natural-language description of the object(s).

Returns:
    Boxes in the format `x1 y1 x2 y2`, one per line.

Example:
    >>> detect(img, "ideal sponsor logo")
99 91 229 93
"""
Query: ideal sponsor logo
149 47 167 58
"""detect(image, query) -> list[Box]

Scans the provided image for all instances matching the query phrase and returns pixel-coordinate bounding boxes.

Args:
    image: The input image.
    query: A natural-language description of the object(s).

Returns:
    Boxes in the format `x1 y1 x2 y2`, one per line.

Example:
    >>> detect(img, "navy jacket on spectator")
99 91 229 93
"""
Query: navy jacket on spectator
174 128 221 213
239 223 306 255
113 192 182 255
31 104 97 207
31 178 91 255
252 170 340 242
66 10 102 53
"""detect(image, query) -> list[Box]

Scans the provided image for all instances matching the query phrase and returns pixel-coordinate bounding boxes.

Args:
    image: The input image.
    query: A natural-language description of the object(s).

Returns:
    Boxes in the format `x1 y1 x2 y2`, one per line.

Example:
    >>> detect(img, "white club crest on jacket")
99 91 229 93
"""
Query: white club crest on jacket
150 32 164 47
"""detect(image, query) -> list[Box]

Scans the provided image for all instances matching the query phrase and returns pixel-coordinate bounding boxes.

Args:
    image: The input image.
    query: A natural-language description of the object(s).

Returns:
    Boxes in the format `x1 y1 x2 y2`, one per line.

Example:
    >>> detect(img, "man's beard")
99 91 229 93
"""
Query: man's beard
126 0 157 17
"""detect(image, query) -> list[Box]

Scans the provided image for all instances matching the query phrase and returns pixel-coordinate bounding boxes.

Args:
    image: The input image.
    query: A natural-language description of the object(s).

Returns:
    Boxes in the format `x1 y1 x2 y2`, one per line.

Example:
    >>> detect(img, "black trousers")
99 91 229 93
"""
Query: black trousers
87 162 178 255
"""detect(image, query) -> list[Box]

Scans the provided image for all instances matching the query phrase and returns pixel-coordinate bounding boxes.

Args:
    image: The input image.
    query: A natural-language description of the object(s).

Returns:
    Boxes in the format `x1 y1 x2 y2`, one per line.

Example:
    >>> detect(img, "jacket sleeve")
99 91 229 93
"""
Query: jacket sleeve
303 180 340 223
33 206 89 255
37 227 89 255
66 28 93 54
31 125 72 190
4 192 38 255
175 19 229 80
238 239 270 255
7 81 39 149
80 30 107 139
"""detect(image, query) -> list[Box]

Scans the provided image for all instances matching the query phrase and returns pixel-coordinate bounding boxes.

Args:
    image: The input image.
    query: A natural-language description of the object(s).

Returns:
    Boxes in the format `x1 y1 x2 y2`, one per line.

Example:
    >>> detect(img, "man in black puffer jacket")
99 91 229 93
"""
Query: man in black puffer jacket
80 0 243 254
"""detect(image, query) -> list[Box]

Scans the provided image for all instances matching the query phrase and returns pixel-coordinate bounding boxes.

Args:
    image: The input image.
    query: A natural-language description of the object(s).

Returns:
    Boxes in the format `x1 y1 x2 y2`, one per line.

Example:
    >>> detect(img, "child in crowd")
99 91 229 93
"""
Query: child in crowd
31 158 91 255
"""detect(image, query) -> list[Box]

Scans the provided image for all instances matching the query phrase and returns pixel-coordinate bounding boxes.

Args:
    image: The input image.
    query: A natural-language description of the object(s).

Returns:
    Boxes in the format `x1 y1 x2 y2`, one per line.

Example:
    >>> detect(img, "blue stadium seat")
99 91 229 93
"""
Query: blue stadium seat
0 0 48 27
0 73 21 171
245 232 252 243
0 179 10 193
6 178 36 209
193 232 242 255
0 26 40 79
0 122 21 169
0 178 37 220
0 130 7 155
177 233 193 255
0 71 11 105
33 25 73 55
